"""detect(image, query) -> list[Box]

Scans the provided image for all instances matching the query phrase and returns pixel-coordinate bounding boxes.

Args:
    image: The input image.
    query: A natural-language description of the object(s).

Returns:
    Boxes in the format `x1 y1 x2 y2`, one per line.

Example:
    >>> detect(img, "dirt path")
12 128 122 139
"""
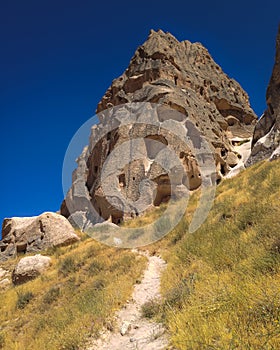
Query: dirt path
86 251 168 350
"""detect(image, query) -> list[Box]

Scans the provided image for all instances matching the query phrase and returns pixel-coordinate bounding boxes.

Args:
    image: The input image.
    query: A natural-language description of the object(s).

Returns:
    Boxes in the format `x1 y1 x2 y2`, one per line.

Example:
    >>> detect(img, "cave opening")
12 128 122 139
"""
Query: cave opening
111 215 123 225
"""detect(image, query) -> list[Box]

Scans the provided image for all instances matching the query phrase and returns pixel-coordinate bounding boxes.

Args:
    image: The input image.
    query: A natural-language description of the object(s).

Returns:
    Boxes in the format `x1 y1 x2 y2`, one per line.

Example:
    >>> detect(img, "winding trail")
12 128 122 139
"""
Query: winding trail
86 251 168 350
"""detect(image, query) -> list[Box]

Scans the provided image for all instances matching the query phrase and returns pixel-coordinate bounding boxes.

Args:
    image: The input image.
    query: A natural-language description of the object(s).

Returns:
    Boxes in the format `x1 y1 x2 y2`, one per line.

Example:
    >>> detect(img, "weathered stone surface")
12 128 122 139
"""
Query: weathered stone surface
0 267 9 289
0 278 10 289
12 254 51 285
0 267 7 278
0 212 80 261
97 30 256 136
120 321 131 336
247 25 280 165
61 30 257 229
225 137 252 178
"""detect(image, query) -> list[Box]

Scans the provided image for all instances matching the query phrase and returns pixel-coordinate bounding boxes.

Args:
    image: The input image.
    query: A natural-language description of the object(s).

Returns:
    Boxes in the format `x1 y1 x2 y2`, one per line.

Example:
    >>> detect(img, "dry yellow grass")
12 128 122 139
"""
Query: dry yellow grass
1 160 280 349
0 236 147 350
127 160 280 349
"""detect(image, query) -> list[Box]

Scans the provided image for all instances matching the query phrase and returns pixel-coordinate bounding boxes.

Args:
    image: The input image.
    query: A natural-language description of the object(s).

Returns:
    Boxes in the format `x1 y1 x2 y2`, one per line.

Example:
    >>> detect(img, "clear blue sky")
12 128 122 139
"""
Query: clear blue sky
0 0 279 235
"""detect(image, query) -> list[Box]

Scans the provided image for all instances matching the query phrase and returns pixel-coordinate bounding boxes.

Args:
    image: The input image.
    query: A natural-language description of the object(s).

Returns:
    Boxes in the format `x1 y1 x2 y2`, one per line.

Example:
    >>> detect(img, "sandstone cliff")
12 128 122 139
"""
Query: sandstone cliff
61 30 257 229
247 25 280 165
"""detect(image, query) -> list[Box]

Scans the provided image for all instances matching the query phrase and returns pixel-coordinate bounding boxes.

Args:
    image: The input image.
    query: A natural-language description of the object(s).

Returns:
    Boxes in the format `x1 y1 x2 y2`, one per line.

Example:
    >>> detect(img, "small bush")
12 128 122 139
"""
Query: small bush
59 257 78 276
141 299 161 319
250 298 280 325
43 286 60 304
92 279 106 290
16 291 34 309
88 260 104 275
255 252 280 274
164 280 191 309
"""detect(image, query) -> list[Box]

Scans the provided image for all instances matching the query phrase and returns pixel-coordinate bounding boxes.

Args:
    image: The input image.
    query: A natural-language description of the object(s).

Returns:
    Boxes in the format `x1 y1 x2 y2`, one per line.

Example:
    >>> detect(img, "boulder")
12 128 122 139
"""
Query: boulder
120 321 132 336
12 254 51 285
226 152 239 167
0 267 7 278
0 212 80 261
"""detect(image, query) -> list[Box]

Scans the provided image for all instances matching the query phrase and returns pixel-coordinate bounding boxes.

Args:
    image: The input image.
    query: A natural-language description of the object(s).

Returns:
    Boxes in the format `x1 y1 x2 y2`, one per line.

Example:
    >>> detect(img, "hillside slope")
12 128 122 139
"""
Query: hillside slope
0 238 147 349
1 160 279 349
135 159 280 349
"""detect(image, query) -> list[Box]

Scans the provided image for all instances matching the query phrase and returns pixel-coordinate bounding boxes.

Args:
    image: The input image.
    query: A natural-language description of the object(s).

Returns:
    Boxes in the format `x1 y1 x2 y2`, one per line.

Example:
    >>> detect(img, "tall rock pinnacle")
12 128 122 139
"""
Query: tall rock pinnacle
247 25 280 165
61 30 257 230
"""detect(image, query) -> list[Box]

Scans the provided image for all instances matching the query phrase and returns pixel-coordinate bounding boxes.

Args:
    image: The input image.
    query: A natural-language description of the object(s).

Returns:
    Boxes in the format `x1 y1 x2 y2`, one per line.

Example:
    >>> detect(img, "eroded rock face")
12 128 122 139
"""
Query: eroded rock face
12 254 51 285
61 30 257 229
97 30 256 135
247 26 280 165
0 268 9 289
0 212 80 261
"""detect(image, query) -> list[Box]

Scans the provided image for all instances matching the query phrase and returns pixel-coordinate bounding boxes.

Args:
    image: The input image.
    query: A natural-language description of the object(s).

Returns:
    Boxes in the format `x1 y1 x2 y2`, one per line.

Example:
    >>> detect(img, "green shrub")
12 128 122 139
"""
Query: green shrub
164 280 191 309
88 259 104 275
43 286 60 304
141 299 161 319
59 257 78 276
255 252 280 274
16 291 34 309
250 298 280 325
92 279 106 290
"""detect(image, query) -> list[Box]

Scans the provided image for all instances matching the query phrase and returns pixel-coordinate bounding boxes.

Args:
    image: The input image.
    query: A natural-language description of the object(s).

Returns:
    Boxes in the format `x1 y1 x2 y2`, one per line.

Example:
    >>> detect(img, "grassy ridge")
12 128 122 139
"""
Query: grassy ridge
1 160 280 349
155 160 280 349
0 237 147 350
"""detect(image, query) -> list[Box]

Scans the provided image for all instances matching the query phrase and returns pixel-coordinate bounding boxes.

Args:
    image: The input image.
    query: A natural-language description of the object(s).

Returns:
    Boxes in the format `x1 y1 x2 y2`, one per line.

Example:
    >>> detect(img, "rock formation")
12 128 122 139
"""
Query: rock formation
12 254 51 285
246 25 280 165
0 212 80 261
61 30 257 230
0 267 9 289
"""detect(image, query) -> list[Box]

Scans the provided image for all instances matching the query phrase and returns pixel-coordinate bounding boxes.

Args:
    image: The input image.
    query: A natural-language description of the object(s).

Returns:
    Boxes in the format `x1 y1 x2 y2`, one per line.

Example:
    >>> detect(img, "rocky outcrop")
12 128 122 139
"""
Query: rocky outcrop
0 268 9 289
97 30 256 135
247 25 280 165
12 254 51 285
225 137 252 178
61 30 257 229
0 212 80 261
